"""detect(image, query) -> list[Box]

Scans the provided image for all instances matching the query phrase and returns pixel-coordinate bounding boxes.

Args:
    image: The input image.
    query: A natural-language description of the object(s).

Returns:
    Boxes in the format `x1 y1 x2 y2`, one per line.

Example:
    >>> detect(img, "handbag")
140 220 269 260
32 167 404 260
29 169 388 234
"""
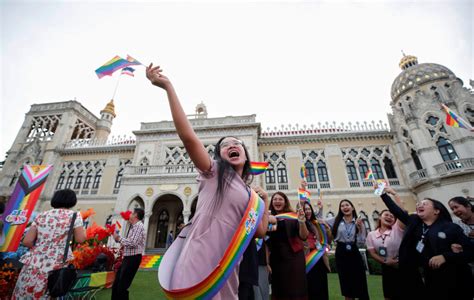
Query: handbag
47 212 78 297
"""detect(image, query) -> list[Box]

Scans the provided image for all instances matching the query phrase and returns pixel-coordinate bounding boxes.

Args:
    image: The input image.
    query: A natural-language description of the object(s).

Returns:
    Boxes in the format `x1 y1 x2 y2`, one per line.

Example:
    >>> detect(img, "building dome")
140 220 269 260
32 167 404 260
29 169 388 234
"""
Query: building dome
391 54 456 101
100 99 116 118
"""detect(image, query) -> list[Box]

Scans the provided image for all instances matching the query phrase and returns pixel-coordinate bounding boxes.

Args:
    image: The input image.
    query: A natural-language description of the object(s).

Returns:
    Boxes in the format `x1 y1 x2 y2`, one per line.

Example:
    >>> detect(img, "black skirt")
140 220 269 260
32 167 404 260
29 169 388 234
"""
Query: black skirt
307 258 329 300
381 264 401 299
335 242 369 300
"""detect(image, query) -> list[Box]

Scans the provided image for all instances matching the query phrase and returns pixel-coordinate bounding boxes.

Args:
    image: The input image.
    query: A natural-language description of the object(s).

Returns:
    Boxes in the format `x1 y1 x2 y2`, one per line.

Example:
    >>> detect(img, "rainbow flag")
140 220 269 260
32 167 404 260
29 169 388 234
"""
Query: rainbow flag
298 188 311 202
300 165 307 180
250 161 269 175
95 55 141 79
0 165 53 252
364 169 374 180
441 103 474 131
89 271 115 288
305 220 329 273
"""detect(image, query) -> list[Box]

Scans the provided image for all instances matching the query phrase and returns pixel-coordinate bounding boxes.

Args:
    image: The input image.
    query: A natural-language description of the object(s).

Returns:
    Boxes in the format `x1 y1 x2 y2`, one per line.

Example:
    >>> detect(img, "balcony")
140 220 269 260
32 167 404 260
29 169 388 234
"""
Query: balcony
434 158 474 176
409 169 428 186
125 164 197 176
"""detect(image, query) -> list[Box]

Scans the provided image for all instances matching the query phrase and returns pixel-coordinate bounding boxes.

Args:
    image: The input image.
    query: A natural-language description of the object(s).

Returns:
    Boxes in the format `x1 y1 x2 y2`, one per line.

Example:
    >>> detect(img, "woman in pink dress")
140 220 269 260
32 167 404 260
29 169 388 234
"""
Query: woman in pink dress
13 189 86 299
146 64 269 299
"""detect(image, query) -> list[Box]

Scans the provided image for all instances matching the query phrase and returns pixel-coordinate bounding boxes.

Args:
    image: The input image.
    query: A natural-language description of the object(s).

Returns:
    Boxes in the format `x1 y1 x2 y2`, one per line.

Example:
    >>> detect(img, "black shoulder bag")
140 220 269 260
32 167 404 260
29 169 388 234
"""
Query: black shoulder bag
47 212 78 297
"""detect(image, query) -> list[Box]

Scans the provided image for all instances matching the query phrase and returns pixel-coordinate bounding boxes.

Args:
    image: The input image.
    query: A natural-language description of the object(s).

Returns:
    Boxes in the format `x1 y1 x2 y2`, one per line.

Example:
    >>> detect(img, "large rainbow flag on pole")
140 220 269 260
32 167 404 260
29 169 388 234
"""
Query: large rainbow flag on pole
440 103 474 132
0 165 53 252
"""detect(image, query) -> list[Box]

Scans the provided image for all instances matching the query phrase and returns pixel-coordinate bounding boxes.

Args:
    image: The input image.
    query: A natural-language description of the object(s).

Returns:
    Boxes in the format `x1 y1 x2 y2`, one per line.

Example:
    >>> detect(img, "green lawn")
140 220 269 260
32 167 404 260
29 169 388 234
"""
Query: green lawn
96 271 383 299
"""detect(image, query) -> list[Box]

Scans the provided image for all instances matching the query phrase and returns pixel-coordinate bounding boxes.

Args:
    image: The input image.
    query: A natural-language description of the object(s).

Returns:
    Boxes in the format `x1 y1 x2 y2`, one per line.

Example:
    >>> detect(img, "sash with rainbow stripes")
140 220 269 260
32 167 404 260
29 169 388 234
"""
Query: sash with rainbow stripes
274 212 328 273
0 165 53 252
158 190 264 299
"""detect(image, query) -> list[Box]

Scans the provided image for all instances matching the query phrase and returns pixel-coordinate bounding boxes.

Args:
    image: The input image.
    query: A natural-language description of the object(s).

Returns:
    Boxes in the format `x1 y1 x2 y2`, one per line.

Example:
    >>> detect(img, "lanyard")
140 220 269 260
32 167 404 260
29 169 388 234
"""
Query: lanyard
379 230 388 245
343 221 355 242
421 223 430 241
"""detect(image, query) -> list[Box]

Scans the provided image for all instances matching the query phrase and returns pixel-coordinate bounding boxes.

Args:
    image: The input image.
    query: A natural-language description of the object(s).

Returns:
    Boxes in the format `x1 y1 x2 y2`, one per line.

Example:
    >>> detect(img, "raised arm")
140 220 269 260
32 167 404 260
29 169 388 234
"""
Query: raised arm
384 186 406 230
146 64 211 171
380 189 410 226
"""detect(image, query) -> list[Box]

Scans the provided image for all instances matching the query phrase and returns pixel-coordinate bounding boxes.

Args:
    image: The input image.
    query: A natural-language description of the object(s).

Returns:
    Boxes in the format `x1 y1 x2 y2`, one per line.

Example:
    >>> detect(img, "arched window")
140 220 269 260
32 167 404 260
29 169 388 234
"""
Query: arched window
372 211 380 225
92 170 102 189
276 162 288 183
411 149 423 170
305 161 317 182
359 211 371 231
74 170 83 190
346 159 358 181
370 158 384 179
114 168 124 189
437 137 459 161
358 159 369 179
426 116 439 126
83 170 93 189
265 165 275 184
65 170 74 189
326 211 334 218
383 157 398 179
317 160 329 182
56 171 66 190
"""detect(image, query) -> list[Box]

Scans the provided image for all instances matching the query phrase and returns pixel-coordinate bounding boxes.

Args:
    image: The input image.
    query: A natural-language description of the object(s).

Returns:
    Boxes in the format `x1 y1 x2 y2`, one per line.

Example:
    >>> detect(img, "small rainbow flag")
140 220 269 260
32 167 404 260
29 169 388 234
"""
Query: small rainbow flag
300 165 307 180
250 161 269 175
441 103 474 131
275 212 298 220
95 55 141 79
364 169 374 180
0 165 53 252
298 188 311 202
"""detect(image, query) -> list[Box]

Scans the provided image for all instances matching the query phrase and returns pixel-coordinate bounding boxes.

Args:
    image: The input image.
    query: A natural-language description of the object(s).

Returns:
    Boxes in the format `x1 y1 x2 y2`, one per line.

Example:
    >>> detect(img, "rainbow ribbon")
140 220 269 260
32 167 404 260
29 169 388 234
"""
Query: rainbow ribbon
250 161 269 175
300 165 307 180
274 212 328 273
159 190 264 299
305 220 329 273
0 165 53 252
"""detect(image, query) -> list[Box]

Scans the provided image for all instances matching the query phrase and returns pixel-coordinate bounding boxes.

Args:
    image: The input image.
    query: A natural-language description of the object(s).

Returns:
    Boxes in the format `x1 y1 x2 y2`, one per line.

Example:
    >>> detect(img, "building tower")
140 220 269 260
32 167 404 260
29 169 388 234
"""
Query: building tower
95 100 116 141
388 54 474 202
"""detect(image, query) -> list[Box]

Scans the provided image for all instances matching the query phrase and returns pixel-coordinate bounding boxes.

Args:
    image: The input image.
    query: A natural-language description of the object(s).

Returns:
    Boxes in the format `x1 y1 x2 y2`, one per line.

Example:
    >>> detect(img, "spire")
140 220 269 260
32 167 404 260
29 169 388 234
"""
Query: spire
398 52 418 70
100 99 116 118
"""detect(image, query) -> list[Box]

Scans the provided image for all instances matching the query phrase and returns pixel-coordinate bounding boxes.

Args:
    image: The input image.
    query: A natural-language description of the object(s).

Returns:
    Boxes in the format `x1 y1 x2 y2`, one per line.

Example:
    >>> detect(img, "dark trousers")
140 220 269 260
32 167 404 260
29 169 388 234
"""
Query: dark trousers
112 254 142 300
238 282 255 300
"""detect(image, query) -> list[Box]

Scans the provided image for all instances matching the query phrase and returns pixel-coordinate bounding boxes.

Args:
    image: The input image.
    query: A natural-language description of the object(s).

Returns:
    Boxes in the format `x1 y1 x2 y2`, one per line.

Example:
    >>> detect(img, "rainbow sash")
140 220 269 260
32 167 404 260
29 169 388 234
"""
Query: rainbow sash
274 212 328 273
305 220 328 273
0 165 53 252
158 190 264 299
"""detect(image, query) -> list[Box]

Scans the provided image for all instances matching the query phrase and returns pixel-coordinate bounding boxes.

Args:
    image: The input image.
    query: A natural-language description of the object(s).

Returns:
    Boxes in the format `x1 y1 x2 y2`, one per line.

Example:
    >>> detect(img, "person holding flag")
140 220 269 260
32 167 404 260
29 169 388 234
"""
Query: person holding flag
146 63 268 299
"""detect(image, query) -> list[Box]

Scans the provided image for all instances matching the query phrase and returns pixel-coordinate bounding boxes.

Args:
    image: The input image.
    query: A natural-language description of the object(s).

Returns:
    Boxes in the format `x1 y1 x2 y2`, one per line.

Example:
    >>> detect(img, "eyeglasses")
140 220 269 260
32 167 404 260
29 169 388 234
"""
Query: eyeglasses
220 139 243 148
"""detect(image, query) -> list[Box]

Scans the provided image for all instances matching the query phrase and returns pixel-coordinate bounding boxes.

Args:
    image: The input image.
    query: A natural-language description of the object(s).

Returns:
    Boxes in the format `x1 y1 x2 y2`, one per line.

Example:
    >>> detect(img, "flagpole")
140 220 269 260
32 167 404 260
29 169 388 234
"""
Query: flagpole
112 72 123 100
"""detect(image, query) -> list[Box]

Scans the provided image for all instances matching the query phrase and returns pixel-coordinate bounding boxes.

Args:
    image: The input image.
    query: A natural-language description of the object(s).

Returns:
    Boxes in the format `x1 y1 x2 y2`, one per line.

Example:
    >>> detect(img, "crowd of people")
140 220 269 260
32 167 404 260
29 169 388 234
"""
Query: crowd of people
0 64 472 299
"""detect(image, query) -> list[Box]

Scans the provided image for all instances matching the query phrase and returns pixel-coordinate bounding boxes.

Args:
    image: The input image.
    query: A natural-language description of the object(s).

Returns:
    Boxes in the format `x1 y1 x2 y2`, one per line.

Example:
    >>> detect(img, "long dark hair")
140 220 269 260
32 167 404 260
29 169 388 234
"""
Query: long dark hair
304 202 318 234
213 136 252 200
270 192 293 215
425 197 452 223
331 199 358 238
448 196 474 213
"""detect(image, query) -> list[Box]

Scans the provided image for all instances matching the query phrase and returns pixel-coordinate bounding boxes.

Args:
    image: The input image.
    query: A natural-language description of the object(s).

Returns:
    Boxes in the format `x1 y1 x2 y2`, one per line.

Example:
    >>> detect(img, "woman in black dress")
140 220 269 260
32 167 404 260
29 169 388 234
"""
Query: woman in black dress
304 202 331 300
268 191 308 300
381 190 474 300
327 199 369 300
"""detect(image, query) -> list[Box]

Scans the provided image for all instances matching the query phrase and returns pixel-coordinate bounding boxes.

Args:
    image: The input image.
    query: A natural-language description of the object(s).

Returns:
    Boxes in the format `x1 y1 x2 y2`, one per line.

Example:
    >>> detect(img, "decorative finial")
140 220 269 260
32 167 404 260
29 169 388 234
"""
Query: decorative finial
401 50 406 57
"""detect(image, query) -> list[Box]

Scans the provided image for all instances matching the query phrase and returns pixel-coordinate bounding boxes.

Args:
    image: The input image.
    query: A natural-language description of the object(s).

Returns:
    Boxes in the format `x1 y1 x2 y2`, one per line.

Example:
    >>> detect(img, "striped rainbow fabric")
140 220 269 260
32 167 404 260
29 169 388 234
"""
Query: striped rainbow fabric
305 220 329 273
95 55 141 79
0 165 53 252
250 161 269 175
160 190 264 299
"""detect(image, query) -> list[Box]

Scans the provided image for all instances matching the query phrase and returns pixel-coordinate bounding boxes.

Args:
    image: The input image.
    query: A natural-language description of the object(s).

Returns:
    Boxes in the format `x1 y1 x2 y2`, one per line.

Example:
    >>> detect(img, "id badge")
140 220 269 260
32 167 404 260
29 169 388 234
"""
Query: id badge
346 244 352 251
416 240 424 253
316 241 322 250
378 246 388 258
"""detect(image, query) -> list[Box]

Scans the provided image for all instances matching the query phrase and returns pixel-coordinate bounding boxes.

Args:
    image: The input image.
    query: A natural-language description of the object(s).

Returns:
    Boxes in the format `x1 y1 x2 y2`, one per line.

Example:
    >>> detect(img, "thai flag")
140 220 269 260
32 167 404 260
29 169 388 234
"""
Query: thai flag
121 67 135 77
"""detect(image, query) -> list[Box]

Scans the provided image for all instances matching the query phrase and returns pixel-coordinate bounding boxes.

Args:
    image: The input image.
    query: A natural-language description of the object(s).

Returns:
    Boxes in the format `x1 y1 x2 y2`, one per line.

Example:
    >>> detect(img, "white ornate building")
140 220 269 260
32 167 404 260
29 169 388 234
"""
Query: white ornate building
1 55 473 250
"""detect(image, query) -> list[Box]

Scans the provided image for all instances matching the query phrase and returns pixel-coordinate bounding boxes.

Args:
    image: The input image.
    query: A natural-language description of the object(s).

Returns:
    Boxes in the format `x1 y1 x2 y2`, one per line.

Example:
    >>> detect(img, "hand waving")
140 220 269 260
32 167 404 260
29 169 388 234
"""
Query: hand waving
146 63 172 90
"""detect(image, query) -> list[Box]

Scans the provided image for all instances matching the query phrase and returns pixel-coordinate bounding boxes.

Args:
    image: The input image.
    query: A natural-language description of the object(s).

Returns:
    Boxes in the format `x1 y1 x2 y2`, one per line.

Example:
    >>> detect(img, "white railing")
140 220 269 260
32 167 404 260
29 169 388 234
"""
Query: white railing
64 135 136 149
125 164 197 175
434 158 474 176
261 120 389 137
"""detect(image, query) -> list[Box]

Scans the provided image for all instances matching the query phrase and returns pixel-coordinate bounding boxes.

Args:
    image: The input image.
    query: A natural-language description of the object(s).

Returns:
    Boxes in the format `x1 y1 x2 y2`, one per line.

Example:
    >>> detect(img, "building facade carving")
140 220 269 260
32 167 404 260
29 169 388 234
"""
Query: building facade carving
1 55 473 250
